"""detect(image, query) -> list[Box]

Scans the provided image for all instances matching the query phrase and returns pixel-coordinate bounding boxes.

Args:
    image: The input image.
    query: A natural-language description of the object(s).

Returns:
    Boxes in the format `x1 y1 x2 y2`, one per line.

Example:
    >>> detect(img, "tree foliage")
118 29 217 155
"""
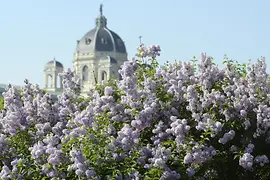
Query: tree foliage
0 97 3 110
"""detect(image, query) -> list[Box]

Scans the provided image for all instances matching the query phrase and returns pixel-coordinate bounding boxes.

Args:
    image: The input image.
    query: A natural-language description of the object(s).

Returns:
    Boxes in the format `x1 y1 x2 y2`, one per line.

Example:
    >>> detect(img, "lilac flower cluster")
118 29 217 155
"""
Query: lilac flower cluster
183 145 216 165
149 145 171 168
218 130 235 144
137 44 161 58
166 116 190 145
239 153 254 170
113 124 139 152
254 155 269 167
68 148 96 179
0 43 269 179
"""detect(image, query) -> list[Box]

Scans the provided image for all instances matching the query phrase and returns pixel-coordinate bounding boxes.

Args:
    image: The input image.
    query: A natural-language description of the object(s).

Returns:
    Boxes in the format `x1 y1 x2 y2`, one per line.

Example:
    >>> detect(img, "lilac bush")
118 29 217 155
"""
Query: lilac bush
0 44 270 179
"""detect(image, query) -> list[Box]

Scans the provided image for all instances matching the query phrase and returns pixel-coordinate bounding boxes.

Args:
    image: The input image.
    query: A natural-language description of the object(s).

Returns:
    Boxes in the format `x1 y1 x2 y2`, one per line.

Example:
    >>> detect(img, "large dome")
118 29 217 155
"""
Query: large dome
45 58 63 68
75 5 126 55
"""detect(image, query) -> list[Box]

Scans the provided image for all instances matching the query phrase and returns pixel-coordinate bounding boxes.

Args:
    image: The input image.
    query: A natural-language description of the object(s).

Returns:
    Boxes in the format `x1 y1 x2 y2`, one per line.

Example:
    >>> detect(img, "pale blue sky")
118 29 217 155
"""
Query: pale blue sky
0 0 270 87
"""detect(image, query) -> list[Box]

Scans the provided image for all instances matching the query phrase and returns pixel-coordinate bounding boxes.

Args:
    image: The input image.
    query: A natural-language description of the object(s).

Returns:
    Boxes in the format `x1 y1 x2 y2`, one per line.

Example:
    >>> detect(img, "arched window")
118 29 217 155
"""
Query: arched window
101 71 107 81
47 74 52 88
82 66 89 81
57 75 61 88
